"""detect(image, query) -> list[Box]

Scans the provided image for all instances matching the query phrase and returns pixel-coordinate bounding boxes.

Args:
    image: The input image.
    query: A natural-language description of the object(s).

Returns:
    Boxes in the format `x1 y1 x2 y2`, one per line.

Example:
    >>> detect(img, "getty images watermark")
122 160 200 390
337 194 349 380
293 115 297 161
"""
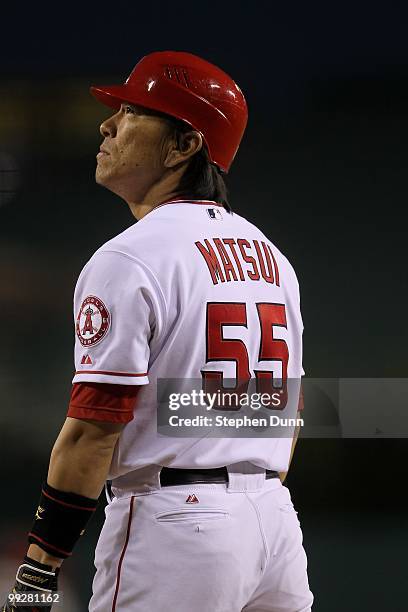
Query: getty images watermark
157 379 304 438
167 389 303 429
158 378 408 439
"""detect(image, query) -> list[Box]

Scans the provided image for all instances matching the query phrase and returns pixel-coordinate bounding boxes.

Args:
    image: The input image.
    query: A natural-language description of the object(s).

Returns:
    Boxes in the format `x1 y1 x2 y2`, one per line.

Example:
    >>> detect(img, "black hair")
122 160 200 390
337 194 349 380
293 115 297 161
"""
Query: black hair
170 118 231 213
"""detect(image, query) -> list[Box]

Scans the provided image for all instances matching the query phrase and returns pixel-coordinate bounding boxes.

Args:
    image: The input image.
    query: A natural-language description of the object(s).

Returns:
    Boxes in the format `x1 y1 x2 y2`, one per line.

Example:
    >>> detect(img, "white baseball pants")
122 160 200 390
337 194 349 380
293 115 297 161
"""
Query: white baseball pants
89 465 313 612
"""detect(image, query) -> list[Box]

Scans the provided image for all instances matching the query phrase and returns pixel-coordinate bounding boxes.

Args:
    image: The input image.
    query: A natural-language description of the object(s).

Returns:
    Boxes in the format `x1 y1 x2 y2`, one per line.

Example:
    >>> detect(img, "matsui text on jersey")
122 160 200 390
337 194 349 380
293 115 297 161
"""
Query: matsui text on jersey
195 238 280 286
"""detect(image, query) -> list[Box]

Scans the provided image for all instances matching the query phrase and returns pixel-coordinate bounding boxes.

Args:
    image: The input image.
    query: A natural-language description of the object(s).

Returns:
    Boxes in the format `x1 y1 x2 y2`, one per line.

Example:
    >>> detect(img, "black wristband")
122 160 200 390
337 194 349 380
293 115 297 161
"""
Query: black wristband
28 481 98 559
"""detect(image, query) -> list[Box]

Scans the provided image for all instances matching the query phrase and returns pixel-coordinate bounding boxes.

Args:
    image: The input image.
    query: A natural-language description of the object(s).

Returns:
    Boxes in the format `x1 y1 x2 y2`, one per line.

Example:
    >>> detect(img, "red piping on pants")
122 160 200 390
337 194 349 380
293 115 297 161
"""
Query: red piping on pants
112 496 135 611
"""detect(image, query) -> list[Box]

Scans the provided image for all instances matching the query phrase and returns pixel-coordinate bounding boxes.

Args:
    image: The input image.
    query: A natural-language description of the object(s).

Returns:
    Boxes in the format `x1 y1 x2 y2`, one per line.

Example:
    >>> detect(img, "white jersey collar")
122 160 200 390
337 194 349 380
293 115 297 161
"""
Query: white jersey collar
153 198 221 211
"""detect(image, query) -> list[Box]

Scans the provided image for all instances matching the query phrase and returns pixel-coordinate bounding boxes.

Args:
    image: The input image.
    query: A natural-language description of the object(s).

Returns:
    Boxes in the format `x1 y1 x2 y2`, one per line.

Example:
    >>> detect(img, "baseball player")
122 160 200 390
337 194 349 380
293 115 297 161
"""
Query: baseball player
4 51 313 611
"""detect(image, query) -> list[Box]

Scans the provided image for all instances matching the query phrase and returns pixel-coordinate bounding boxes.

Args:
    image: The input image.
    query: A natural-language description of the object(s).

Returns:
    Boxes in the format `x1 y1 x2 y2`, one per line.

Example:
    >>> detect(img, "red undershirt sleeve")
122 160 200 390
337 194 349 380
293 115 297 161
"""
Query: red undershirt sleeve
67 382 142 424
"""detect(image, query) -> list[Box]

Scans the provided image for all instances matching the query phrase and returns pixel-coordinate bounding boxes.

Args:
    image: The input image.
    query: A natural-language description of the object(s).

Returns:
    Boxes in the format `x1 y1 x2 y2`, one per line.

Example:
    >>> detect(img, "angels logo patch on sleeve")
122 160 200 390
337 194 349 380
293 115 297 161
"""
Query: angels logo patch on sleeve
76 295 110 346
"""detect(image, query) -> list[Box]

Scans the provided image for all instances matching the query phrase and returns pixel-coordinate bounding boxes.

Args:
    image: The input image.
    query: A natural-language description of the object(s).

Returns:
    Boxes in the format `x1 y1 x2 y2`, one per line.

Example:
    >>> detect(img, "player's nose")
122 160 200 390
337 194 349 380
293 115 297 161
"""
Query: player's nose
99 114 117 138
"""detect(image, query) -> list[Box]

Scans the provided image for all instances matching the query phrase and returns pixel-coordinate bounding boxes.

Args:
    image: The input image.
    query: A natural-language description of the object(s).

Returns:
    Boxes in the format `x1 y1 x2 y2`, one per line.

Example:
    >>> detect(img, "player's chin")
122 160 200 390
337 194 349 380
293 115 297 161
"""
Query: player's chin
95 165 112 187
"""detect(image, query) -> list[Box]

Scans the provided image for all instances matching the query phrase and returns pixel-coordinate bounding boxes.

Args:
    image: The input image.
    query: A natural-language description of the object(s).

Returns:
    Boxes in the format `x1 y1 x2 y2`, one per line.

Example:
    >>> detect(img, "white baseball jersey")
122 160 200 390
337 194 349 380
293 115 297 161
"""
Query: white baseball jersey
72 199 304 482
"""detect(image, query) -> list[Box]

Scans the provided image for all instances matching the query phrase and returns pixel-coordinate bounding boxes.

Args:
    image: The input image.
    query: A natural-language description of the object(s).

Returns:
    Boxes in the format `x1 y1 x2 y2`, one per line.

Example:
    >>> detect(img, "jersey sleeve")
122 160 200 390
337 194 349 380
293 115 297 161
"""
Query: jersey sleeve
72 249 165 386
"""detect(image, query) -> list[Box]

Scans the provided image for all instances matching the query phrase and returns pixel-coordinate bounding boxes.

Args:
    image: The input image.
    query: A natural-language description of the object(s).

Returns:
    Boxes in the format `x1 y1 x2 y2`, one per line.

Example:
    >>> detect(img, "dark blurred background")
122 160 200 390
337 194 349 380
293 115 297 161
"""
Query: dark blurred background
1 2 407 610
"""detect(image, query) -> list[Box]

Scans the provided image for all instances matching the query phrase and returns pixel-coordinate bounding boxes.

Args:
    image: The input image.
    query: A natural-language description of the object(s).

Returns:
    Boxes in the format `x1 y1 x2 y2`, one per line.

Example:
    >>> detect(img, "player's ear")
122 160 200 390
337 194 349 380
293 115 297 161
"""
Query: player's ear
164 130 203 169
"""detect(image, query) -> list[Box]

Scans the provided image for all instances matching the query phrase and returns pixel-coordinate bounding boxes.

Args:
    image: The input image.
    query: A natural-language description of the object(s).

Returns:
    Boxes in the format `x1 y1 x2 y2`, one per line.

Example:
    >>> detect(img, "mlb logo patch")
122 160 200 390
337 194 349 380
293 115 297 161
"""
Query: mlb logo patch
207 208 223 220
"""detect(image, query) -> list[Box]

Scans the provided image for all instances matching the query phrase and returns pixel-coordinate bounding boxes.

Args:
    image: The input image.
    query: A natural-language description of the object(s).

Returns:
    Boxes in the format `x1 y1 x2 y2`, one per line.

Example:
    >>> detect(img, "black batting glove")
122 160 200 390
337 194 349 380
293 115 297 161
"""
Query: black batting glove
3 556 59 612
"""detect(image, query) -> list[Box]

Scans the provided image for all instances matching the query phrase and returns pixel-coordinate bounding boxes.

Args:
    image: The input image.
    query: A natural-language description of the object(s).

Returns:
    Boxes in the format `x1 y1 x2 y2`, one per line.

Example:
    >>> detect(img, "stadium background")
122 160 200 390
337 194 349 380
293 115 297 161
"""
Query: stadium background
1 2 407 610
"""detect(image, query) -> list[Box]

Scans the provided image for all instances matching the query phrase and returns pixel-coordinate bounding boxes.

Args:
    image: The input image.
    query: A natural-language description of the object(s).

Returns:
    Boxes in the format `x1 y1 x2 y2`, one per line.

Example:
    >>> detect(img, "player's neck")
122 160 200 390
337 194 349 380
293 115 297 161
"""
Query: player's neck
126 179 185 220
126 192 178 220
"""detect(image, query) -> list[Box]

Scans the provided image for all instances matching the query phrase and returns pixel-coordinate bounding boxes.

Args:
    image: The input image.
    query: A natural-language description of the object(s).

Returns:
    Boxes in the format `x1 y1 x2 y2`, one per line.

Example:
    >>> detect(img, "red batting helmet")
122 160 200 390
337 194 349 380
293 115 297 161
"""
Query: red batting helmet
90 51 248 173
